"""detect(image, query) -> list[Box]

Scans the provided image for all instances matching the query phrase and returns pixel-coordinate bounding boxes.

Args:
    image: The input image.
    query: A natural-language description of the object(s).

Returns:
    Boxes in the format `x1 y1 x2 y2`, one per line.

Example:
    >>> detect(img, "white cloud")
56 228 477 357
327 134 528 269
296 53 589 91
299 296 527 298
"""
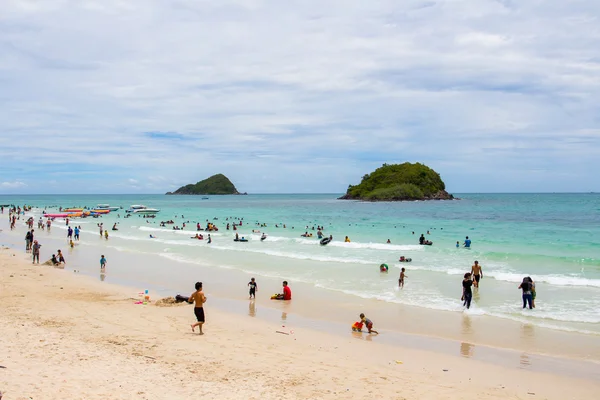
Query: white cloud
1 181 27 188
0 0 599 193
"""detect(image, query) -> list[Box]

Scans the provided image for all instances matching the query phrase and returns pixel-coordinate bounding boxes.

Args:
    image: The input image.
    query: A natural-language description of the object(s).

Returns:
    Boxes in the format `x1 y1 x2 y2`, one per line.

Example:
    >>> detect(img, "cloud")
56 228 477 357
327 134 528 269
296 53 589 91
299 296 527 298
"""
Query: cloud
0 0 599 193
1 181 27 188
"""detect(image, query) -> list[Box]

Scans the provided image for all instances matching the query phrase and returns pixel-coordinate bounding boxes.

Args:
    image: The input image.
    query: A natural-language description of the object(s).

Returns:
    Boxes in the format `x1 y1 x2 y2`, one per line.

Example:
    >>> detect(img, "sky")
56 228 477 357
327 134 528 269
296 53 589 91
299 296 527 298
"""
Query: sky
1 0 599 194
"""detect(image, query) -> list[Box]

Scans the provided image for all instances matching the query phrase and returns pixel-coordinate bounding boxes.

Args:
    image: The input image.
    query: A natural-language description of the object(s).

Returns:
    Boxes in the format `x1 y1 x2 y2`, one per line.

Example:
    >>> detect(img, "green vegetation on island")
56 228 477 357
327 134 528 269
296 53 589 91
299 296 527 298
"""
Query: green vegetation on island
166 174 244 195
339 163 453 201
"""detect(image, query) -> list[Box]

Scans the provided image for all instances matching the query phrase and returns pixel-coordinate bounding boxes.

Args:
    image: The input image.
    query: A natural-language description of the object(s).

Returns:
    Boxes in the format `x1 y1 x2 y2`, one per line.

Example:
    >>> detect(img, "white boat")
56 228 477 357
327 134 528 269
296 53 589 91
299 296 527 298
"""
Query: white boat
97 204 120 211
126 205 160 214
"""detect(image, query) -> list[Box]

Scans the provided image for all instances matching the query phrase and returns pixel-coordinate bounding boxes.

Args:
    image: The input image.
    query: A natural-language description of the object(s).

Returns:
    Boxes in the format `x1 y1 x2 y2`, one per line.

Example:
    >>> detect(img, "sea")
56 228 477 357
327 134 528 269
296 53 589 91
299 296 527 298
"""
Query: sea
1 193 599 338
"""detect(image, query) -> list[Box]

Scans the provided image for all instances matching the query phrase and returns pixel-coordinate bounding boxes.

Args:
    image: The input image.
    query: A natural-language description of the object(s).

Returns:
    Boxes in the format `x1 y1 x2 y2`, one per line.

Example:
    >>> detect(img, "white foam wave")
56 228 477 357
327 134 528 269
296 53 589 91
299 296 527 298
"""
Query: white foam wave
396 265 600 288
487 272 600 288
207 244 375 265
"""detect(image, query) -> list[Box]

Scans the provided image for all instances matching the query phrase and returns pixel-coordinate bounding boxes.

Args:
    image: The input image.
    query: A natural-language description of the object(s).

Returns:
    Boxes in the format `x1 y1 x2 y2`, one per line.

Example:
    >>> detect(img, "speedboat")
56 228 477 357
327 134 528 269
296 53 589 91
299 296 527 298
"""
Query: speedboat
126 205 160 214
96 204 120 211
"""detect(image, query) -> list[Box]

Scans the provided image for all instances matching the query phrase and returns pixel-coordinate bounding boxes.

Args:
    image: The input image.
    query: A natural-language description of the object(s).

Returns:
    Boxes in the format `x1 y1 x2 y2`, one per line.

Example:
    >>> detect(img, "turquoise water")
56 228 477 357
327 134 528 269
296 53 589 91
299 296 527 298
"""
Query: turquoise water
2 193 599 335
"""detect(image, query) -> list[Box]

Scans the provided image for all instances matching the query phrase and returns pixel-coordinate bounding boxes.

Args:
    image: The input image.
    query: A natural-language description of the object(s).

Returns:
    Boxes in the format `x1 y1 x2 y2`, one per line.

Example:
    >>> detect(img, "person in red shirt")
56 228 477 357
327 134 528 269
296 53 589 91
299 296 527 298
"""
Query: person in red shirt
273 281 292 300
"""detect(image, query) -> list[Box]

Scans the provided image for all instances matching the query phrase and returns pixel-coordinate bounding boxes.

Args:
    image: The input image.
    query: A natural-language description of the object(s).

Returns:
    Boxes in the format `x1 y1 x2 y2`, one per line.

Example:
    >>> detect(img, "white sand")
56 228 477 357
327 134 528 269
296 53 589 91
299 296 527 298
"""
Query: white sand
0 250 598 399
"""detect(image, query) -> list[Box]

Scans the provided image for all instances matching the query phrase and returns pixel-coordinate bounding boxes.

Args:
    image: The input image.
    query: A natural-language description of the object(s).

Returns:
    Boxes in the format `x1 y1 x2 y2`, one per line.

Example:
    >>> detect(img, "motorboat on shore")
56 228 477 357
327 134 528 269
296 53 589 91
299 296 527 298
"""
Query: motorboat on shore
126 205 160 214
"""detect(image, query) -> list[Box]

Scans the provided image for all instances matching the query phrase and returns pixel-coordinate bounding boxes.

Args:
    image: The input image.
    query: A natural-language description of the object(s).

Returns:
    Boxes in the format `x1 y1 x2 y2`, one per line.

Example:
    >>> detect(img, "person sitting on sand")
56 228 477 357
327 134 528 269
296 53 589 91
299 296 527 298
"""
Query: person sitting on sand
360 313 378 334
273 281 292 300
188 282 207 335
51 254 60 266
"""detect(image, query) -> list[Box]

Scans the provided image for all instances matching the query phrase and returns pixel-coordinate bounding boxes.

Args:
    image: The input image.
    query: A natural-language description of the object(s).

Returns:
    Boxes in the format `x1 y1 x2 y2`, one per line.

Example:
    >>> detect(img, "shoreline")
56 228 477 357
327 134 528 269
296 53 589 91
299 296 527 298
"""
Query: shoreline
1 250 600 399
1 216 599 364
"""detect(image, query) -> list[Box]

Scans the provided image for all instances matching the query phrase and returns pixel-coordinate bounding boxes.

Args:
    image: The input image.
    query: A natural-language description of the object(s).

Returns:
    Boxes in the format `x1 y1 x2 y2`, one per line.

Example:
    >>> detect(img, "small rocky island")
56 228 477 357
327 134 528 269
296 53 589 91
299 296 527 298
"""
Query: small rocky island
339 162 454 201
166 174 245 195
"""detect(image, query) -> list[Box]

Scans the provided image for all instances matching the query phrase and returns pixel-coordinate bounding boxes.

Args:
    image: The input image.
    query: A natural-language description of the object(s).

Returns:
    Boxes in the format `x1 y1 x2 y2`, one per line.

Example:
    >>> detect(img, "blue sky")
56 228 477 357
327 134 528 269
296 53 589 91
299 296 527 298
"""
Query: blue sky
1 0 599 194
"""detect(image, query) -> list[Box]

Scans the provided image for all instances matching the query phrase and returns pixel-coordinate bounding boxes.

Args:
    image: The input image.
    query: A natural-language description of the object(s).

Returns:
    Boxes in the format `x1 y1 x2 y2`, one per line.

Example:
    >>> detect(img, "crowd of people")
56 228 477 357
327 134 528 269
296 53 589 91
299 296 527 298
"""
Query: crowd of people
4 204 539 339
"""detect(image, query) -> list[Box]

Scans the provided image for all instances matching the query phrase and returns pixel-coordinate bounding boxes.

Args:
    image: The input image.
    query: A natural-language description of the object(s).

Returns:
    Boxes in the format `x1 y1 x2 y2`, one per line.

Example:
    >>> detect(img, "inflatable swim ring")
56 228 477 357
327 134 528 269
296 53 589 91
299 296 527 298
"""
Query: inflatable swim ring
380 263 389 272
320 238 331 246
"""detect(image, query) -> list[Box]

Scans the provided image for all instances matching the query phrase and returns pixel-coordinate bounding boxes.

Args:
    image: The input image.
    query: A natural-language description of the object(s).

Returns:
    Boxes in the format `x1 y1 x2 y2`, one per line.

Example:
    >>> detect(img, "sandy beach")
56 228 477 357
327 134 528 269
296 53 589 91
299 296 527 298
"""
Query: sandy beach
1 249 598 400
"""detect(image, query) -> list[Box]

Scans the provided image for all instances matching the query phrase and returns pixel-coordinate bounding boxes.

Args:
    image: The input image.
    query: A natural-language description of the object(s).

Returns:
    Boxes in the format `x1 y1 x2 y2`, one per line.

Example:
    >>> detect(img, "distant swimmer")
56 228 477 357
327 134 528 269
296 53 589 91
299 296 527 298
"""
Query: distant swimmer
419 234 425 245
149 235 156 238
463 236 471 248
345 236 351 243
456 241 460 248
399 267 407 288
471 261 483 288
112 223 118 231
386 239 391 244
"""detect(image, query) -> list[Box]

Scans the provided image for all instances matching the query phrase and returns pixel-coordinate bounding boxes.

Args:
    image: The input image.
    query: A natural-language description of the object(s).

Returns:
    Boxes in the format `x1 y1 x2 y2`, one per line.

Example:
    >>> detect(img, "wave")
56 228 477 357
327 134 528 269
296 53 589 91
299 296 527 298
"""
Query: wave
399 265 600 288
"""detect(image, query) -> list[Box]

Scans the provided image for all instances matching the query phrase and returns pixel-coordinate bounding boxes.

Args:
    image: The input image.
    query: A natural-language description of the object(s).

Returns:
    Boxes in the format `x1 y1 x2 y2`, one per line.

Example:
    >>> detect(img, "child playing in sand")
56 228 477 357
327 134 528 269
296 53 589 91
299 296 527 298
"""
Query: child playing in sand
360 313 378 334
399 267 407 288
248 277 257 299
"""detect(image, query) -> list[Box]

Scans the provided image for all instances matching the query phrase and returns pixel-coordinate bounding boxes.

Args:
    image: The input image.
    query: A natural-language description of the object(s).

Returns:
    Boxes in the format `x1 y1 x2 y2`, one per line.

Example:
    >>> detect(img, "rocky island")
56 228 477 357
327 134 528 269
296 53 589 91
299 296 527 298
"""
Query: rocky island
166 174 245 195
339 162 454 201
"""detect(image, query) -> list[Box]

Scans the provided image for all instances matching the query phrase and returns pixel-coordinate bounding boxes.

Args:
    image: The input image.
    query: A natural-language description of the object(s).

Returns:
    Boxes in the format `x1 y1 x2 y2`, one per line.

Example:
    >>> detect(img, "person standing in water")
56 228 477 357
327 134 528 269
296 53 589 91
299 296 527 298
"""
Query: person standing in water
463 236 472 248
100 255 107 272
519 277 533 309
188 282 207 335
462 273 473 309
399 268 407 288
471 261 483 288
527 277 536 308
